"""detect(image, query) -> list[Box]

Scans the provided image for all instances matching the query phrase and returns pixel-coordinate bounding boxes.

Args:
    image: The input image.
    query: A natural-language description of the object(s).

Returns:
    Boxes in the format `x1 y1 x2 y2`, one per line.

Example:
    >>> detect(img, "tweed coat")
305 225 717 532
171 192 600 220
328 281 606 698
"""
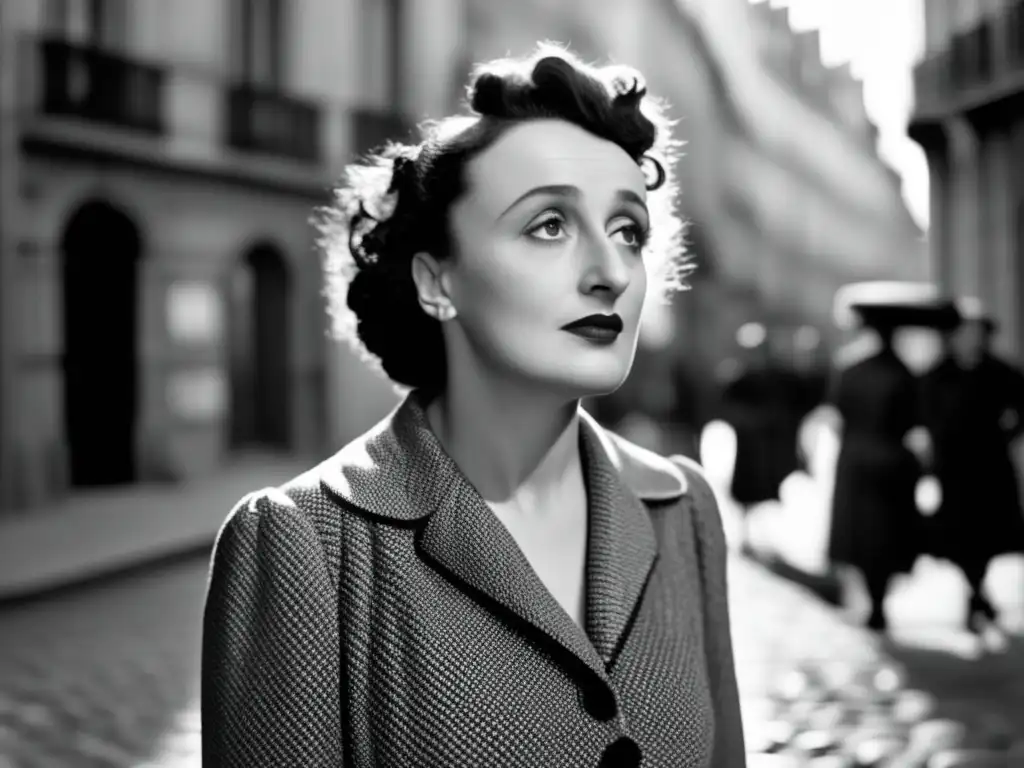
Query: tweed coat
201 391 746 767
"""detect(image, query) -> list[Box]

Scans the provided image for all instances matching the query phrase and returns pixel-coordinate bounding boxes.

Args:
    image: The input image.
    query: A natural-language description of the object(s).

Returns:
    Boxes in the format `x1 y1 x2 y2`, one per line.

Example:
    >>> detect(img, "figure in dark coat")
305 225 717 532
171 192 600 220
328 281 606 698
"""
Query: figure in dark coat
919 312 1024 632
719 350 805 509
827 326 924 631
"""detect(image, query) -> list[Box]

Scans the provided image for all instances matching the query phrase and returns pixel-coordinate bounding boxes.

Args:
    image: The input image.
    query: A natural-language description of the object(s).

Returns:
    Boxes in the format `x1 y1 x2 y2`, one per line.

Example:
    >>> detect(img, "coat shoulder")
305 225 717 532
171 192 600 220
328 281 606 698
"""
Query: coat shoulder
204 477 341 765
666 453 713 497
666 455 731 583
221 461 321 523
601 429 691 502
214 463 341 574
667 453 720 519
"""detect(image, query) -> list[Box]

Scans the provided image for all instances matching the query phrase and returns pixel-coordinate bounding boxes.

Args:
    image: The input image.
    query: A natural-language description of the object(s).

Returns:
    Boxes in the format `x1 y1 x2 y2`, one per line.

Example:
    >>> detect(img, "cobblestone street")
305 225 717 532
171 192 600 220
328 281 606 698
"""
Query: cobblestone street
729 555 1024 765
0 547 1021 766
0 556 207 768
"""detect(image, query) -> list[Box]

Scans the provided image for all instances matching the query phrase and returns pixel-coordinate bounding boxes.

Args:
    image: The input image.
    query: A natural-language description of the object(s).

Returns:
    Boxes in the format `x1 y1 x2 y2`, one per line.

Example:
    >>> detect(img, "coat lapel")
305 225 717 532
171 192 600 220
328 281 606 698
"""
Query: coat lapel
417 475 606 676
319 390 688 679
578 411 660 668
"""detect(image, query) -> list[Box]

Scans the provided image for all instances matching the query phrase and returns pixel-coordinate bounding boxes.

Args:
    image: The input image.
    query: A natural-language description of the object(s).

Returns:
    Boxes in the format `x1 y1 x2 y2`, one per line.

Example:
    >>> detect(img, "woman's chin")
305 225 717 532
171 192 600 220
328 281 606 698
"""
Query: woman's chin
549 362 632 399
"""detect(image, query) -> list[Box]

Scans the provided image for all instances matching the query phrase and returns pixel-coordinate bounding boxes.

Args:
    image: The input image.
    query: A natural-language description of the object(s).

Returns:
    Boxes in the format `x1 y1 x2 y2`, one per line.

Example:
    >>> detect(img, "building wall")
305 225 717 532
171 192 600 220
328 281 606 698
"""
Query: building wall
697 0 926 353
0 1 24 509
913 0 1024 361
924 0 1005 53
698 0 921 237
0 0 415 509
15 2 365 179
923 0 1011 52
399 0 469 119
920 17 1024 494
17 158 328 474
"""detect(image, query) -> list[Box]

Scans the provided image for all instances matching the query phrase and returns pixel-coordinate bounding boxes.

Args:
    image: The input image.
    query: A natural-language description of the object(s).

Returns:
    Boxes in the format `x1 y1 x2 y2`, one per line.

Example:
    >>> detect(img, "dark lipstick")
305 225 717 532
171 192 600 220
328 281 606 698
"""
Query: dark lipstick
561 313 624 343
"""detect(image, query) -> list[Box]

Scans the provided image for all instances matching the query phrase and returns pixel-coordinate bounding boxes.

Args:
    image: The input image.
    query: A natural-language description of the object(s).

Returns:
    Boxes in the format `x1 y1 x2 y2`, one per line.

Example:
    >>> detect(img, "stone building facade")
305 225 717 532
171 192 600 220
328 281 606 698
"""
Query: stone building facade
0 0 410 510
910 0 1024 362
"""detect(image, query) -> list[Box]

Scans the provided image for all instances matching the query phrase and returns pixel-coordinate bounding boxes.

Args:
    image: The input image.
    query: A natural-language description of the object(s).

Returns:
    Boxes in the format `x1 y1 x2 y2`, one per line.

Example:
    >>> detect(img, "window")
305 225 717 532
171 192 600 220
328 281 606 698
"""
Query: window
233 0 286 88
46 0 127 49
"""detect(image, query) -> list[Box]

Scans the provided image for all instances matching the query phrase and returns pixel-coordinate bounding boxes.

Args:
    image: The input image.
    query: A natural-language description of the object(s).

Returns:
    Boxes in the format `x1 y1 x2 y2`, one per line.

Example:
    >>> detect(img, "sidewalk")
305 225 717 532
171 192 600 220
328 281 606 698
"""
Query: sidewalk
718 468 1024 760
0 452 309 603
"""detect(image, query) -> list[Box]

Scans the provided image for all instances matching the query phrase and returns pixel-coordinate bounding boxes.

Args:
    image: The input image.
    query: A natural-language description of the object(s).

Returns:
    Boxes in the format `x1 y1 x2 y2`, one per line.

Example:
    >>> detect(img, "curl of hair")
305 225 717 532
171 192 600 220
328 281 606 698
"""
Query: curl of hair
315 42 691 393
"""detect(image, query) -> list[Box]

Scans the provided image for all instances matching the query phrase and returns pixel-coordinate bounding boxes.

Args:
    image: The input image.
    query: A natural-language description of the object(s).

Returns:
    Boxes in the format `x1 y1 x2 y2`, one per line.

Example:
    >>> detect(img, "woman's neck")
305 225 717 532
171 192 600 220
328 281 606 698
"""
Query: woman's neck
425 376 583 509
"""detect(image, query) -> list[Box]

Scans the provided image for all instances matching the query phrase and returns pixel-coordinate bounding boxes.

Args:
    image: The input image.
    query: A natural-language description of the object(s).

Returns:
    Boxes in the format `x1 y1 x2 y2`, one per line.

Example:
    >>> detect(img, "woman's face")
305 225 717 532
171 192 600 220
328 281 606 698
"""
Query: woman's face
440 119 650 399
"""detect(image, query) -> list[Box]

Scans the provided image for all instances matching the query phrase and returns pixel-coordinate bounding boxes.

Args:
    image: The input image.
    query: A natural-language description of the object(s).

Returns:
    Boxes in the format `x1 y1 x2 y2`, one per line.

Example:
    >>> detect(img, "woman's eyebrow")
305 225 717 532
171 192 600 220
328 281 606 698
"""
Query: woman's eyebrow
497 185 648 219
498 185 579 219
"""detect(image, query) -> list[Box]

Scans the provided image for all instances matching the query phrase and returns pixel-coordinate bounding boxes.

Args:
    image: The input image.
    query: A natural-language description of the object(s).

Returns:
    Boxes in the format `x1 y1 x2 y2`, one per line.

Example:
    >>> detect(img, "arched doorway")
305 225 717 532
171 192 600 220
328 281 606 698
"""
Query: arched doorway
227 243 291 451
61 200 141 487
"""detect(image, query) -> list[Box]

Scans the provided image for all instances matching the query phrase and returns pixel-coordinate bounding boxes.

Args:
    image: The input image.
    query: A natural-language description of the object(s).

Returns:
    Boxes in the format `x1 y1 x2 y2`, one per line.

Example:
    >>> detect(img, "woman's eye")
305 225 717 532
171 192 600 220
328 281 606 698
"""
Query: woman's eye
529 217 566 240
613 225 646 250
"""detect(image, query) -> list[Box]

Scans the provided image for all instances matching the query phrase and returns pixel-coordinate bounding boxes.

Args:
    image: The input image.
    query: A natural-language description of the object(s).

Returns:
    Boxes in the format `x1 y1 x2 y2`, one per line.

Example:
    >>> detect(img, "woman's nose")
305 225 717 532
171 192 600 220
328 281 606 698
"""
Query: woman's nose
580 233 632 297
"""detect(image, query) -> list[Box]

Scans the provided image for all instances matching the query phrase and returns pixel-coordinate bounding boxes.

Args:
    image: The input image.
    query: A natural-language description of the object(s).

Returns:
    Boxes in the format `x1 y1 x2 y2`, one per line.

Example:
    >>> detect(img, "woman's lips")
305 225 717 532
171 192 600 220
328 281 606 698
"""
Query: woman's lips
560 314 624 344
563 325 622 343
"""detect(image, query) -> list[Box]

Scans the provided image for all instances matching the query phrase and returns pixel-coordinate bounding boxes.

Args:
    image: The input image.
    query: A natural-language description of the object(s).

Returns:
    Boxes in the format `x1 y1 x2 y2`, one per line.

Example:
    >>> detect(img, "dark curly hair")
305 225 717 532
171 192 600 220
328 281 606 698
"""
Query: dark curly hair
315 42 690 393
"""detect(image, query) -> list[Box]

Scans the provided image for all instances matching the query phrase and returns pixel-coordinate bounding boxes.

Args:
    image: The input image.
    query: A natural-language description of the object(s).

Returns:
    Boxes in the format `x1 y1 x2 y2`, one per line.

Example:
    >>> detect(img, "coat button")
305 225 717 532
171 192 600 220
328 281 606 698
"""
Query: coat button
598 736 641 768
580 683 617 722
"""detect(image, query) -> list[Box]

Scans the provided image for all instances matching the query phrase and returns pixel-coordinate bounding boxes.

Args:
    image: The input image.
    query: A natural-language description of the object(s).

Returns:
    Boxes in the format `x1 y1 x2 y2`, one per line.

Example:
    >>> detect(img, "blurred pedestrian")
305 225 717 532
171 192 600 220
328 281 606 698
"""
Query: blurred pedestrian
718 326 805 553
827 313 924 632
201 44 744 767
919 299 1024 634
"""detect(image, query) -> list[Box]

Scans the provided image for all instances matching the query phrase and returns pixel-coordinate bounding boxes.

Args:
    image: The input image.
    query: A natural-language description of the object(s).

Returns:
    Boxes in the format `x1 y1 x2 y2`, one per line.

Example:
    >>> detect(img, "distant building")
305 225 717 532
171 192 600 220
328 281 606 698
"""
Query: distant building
709 0 926 334
0 0 411 511
909 0 1023 361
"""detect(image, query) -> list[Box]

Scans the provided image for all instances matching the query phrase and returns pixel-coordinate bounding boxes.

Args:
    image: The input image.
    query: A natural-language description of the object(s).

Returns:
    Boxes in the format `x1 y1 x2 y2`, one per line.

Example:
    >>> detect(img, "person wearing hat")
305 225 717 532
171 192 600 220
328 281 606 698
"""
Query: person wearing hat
919 298 1024 634
826 312 926 632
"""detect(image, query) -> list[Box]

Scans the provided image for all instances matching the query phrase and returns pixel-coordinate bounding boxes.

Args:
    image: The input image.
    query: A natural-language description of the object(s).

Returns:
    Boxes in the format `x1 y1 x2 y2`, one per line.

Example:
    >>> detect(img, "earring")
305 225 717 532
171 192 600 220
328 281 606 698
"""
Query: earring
440 305 456 321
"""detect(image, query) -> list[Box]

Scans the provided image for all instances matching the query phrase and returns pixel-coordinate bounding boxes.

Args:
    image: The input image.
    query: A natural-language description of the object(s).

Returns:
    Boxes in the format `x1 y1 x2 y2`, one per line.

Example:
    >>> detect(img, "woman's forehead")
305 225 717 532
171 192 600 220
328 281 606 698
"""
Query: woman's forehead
464 120 647 213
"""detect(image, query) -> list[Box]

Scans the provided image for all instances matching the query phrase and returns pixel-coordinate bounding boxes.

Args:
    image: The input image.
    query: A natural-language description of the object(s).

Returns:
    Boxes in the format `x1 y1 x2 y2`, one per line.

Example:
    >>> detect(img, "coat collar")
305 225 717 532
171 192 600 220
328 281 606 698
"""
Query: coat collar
320 390 688 676
320 390 688 521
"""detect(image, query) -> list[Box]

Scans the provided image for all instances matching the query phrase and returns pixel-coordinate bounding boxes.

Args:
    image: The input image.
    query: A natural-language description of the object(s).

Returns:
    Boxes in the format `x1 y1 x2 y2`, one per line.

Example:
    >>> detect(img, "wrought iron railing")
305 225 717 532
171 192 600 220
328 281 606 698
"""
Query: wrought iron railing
38 38 165 133
226 84 322 163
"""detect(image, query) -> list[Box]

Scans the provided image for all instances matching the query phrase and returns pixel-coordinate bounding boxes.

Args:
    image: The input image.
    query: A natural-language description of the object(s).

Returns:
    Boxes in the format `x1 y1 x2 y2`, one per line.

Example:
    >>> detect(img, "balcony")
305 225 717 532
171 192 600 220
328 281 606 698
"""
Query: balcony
37 38 165 133
950 24 993 91
912 1 1024 129
21 38 400 194
225 85 322 163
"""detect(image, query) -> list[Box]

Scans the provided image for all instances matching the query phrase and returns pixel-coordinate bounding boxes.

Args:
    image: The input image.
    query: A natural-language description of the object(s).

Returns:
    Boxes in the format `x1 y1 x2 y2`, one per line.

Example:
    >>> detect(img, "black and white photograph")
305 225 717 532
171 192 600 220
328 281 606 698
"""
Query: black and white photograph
0 0 1022 765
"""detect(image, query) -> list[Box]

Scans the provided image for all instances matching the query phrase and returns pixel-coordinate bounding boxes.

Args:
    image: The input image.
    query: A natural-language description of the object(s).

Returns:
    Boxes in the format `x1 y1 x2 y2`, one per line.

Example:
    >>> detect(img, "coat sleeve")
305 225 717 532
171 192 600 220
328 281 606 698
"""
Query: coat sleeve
672 457 747 767
201 489 341 767
994 357 1024 442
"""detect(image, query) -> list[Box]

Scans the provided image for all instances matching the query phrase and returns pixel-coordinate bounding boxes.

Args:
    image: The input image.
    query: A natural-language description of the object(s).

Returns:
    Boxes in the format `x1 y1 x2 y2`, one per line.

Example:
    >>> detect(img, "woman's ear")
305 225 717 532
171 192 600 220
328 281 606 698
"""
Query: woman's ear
411 251 457 321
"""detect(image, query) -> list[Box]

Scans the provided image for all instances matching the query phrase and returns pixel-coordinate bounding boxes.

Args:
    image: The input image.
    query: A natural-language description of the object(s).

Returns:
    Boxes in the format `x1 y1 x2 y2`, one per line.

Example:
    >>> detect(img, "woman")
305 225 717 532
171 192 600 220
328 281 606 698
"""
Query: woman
920 303 1024 634
201 44 745 767
827 316 923 632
